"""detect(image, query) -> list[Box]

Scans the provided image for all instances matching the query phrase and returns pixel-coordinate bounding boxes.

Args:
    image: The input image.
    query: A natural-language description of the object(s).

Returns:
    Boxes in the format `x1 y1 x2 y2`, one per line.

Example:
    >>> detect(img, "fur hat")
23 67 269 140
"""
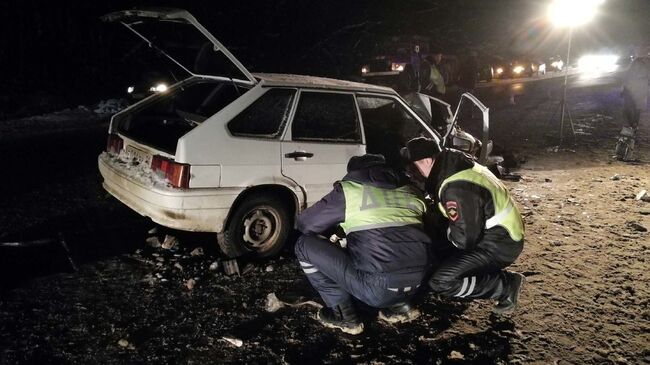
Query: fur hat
400 137 441 162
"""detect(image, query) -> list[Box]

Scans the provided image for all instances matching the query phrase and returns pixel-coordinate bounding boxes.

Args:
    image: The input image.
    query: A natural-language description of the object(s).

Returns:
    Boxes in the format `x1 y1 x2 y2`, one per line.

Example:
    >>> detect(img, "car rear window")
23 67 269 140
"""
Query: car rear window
116 80 247 154
227 89 296 138
291 92 360 143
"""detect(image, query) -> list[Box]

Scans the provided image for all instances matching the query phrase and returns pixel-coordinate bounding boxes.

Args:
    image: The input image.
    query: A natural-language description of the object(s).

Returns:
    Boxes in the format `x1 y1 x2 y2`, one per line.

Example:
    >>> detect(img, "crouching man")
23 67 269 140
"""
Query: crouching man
294 154 433 334
401 137 525 315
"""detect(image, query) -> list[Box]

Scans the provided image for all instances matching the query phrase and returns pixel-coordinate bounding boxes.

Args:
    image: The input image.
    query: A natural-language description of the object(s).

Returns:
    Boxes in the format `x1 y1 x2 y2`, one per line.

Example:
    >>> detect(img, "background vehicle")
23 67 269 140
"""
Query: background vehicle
125 71 174 102
547 55 565 72
360 36 430 92
99 9 488 259
359 36 461 92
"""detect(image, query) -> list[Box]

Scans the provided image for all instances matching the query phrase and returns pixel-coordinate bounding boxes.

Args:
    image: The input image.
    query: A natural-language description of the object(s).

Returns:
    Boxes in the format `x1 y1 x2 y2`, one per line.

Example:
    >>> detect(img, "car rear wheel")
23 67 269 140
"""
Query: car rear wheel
219 194 291 258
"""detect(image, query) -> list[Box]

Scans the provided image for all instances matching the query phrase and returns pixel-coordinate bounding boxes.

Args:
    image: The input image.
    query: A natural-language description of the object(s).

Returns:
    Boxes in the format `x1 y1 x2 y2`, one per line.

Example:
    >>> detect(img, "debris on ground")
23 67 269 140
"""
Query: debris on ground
185 278 196 290
635 189 649 201
448 350 465 360
145 236 161 248
209 260 220 271
161 235 179 251
223 259 240 276
117 339 130 348
264 292 323 313
190 247 204 256
221 336 243 347
242 263 255 275
265 293 285 313
610 174 621 181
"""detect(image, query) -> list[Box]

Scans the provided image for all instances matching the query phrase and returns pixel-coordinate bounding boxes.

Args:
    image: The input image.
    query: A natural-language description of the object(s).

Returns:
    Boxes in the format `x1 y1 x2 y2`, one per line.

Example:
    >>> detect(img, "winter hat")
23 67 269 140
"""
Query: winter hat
347 154 386 172
400 137 441 162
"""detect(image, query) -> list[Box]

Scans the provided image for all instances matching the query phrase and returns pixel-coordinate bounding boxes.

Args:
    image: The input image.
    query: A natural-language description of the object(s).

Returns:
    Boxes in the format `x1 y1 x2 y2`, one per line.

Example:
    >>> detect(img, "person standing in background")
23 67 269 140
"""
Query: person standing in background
614 46 650 161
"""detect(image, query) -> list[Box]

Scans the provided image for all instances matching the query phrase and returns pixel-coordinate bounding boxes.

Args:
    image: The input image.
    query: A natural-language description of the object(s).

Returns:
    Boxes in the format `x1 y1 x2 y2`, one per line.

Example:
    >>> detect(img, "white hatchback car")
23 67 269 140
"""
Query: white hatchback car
98 8 490 257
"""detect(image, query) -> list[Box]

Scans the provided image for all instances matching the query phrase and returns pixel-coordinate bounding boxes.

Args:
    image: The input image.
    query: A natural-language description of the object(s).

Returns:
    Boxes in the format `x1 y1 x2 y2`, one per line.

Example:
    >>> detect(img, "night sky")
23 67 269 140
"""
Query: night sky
1 0 648 112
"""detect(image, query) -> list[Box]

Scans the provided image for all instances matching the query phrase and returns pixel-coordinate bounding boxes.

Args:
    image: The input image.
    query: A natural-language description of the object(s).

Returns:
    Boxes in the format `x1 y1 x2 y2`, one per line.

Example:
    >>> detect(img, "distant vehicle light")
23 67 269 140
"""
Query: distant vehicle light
496 67 504 74
551 60 564 70
391 63 406 72
127 86 135 94
513 66 525 74
150 83 169 93
578 54 618 73
361 66 369 74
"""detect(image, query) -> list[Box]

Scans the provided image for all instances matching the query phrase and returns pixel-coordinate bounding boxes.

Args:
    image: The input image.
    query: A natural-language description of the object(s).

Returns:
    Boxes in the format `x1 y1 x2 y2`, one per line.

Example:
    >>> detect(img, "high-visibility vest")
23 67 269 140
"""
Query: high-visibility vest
437 163 524 242
339 181 426 234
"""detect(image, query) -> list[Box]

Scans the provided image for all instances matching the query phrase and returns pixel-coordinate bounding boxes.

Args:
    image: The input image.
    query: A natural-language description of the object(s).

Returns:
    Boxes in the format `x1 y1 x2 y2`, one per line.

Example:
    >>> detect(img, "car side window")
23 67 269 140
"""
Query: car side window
292 92 361 143
357 96 429 167
228 88 296 138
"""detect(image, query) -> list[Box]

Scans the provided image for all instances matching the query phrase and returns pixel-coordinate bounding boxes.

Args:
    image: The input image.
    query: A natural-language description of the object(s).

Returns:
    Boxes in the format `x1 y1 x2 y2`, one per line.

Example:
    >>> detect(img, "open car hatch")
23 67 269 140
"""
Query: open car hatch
101 8 257 85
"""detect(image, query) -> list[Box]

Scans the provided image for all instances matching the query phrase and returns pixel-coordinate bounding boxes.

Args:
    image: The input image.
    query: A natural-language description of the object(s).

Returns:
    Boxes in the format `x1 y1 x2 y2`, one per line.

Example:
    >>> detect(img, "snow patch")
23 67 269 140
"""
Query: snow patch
101 151 173 189
93 99 128 115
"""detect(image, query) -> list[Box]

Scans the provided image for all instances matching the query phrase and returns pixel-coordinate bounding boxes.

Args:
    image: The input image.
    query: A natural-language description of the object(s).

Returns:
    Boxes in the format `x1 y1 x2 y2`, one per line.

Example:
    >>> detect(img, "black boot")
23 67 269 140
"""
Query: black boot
317 300 364 335
378 302 421 324
492 272 525 315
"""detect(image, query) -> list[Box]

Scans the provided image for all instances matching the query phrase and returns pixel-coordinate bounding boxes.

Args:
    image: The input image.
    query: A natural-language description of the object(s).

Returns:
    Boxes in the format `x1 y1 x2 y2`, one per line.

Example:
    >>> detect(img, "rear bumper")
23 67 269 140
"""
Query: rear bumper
98 153 239 232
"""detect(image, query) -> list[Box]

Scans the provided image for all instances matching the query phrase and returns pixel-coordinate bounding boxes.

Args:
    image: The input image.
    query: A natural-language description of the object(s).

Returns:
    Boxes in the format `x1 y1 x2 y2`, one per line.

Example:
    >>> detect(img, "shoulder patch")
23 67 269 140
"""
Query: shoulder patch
445 201 460 222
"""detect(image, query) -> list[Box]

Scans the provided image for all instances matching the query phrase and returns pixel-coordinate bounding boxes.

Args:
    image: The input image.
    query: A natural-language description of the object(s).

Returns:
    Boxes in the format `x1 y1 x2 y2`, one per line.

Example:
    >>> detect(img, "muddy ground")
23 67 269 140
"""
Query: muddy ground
0 76 649 364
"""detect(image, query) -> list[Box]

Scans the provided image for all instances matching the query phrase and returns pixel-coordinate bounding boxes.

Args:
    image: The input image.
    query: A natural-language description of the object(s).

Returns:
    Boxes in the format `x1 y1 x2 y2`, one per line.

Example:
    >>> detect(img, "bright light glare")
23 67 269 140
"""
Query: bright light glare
496 67 504 74
551 60 564 70
391 63 406 72
578 54 618 73
150 83 168 93
548 0 604 27
361 66 369 74
127 86 135 94
513 66 525 74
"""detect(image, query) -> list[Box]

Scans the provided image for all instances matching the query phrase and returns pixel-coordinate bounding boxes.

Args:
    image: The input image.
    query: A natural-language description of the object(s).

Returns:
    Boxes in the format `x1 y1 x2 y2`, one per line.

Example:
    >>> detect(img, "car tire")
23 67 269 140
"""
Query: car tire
219 193 291 258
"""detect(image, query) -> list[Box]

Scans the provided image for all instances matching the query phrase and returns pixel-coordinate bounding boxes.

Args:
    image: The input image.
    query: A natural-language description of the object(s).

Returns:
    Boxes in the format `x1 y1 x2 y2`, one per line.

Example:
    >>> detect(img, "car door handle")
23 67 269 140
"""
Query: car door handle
284 151 314 161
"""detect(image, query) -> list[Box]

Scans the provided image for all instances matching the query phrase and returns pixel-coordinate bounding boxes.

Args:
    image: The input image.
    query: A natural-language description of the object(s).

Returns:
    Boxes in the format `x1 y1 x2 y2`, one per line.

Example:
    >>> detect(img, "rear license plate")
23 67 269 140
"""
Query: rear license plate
125 146 152 167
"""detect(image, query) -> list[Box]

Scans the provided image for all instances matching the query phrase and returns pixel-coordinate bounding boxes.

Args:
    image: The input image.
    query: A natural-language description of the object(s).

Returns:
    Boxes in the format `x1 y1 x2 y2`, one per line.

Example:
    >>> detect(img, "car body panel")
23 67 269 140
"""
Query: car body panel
101 7 257 84
99 153 236 232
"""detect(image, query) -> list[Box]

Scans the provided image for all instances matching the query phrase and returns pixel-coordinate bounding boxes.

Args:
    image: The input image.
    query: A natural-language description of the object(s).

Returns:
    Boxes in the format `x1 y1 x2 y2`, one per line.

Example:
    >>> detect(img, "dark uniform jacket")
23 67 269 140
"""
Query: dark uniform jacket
296 158 432 285
425 149 523 263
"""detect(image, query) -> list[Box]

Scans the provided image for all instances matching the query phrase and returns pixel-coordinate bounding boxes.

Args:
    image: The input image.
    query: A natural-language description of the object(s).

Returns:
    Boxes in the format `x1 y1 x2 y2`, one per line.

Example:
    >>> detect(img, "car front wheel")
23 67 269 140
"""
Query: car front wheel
219 194 291 258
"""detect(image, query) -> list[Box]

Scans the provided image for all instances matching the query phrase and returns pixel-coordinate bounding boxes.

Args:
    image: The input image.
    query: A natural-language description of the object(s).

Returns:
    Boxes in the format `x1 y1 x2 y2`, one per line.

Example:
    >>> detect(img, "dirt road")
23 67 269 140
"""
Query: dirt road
1 79 648 364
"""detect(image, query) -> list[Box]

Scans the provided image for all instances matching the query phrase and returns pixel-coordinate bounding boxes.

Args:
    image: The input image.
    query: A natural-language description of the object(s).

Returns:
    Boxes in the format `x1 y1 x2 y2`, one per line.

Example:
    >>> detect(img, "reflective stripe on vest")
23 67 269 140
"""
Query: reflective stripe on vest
339 181 426 234
437 163 524 242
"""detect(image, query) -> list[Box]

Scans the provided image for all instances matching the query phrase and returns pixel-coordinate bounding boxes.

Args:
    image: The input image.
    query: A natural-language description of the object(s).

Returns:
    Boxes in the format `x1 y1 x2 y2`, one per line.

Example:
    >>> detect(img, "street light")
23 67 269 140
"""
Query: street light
547 0 605 146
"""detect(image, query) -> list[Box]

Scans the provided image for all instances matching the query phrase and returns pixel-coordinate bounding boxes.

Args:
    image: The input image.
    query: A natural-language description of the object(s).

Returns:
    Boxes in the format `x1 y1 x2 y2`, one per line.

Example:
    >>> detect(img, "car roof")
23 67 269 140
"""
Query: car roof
253 73 396 94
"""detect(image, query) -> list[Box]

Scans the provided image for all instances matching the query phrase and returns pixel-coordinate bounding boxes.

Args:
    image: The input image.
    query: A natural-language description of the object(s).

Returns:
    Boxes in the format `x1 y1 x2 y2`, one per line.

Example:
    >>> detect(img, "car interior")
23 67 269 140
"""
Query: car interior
358 96 430 169
116 80 248 154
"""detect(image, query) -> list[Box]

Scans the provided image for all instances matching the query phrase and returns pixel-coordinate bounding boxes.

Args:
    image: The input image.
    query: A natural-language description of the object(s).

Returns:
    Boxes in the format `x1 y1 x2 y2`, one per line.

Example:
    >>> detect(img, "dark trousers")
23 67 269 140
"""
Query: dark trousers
622 92 641 130
294 235 420 308
429 243 522 300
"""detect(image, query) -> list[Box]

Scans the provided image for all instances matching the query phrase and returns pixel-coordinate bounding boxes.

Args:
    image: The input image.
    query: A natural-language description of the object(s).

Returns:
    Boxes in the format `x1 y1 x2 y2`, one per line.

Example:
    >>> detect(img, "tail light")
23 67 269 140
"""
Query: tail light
151 155 191 189
106 134 123 154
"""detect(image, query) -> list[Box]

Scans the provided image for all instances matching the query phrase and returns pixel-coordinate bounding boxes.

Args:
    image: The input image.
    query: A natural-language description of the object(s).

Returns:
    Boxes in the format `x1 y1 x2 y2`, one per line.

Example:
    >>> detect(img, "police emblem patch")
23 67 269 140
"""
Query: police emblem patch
445 201 459 222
